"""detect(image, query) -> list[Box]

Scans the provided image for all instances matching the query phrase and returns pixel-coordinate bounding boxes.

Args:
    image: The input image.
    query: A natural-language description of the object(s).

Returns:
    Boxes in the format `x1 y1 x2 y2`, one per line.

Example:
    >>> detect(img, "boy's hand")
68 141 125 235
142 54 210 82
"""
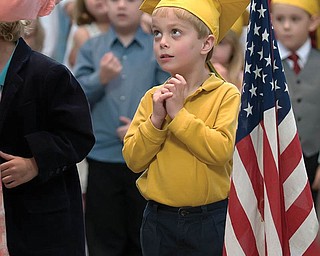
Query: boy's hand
151 86 172 129
0 151 38 189
164 74 186 119
100 52 122 85
117 116 131 141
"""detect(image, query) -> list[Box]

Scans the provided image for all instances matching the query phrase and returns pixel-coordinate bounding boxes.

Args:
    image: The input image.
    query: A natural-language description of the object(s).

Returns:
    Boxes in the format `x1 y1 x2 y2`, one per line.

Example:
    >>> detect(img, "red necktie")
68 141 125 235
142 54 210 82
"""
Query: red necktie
288 53 301 74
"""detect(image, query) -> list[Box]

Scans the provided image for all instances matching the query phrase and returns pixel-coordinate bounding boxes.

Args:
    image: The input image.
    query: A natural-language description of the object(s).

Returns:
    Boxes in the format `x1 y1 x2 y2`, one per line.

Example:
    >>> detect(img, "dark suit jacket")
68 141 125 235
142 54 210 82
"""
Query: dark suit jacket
0 38 95 256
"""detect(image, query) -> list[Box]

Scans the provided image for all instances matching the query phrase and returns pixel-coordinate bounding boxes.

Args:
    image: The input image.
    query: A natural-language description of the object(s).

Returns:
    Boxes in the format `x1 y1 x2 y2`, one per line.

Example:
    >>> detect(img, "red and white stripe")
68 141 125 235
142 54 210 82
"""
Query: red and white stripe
224 107 319 255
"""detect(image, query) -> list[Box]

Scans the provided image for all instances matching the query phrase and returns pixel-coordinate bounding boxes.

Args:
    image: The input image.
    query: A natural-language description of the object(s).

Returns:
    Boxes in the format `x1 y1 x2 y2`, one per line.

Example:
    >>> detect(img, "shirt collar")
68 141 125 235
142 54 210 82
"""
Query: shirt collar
108 26 145 49
278 38 311 67
0 41 18 88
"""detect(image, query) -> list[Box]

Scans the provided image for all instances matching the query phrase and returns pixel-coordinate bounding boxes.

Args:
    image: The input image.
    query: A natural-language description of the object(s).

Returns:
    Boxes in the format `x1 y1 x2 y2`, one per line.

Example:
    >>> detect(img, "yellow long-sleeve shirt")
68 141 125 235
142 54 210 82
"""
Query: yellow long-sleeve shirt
122 74 240 207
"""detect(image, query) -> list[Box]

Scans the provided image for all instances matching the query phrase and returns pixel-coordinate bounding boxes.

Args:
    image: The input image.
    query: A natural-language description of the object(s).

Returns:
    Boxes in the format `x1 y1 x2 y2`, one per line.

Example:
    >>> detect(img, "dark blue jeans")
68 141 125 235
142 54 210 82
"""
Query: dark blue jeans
141 199 228 256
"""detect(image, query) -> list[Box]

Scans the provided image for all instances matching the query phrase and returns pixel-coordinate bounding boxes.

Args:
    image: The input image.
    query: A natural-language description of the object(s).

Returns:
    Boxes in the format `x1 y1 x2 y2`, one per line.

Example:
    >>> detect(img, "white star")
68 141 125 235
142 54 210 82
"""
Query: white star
248 42 254 56
276 100 282 110
244 102 253 117
249 84 257 97
262 29 269 41
273 40 277 50
258 5 267 18
258 48 264 60
245 62 252 73
265 55 271 66
271 80 281 91
253 65 262 79
275 80 281 90
284 82 288 92
262 73 268 83
251 1 256 11
254 23 261 35
273 59 279 71
242 82 246 94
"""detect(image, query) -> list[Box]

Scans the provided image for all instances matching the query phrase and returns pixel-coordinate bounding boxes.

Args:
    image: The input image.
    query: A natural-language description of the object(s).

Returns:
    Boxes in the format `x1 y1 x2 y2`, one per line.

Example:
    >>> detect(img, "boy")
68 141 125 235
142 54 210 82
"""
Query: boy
122 0 249 255
271 0 320 206
73 0 169 255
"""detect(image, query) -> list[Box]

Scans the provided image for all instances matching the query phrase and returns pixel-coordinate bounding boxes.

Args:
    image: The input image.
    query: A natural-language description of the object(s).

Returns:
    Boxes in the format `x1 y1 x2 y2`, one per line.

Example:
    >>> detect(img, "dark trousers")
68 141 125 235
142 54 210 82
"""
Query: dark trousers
85 159 146 256
141 199 228 256
304 153 319 206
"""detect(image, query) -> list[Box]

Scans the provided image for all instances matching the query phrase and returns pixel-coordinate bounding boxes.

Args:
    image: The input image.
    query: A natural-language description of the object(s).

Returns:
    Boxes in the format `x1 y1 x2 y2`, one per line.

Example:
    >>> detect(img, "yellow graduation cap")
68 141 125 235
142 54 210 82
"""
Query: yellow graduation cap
230 9 249 37
271 0 319 16
140 0 250 45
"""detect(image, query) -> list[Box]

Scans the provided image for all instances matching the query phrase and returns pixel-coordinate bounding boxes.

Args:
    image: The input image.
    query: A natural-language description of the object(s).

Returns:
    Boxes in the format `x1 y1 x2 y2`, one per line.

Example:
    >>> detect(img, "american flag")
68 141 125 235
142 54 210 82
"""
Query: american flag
223 0 320 255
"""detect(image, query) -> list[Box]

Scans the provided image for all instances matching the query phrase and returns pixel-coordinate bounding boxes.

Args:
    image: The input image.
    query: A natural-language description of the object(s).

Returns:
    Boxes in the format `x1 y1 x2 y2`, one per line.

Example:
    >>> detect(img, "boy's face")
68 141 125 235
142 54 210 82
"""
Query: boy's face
85 0 108 20
271 4 316 52
106 0 142 32
152 8 211 75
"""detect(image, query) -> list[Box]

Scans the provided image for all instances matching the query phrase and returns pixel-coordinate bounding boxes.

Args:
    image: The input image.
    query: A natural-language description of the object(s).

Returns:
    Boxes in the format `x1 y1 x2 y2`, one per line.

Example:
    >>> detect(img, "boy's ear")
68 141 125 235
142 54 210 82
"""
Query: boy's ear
201 34 215 55
309 15 320 32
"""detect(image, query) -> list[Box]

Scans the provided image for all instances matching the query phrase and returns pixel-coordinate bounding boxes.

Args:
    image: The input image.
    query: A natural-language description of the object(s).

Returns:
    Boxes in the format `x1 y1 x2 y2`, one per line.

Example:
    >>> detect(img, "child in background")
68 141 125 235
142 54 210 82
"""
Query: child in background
65 0 109 69
271 0 320 206
211 13 248 90
122 0 249 255
74 0 169 255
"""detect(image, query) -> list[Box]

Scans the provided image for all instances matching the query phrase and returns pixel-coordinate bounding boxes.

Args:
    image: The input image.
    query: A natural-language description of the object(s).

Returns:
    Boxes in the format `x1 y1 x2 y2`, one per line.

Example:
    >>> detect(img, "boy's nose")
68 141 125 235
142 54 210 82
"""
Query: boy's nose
160 37 169 48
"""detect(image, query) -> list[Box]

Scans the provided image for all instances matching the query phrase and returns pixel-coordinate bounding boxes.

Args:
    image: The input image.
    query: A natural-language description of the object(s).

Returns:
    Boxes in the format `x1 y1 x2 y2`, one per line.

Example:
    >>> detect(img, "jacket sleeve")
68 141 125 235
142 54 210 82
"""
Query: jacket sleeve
24 64 95 182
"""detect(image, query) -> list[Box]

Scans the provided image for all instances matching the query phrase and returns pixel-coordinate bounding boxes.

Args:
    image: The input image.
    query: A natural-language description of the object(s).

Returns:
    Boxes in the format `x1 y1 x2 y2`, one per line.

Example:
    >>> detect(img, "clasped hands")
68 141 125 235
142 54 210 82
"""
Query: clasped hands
151 74 187 129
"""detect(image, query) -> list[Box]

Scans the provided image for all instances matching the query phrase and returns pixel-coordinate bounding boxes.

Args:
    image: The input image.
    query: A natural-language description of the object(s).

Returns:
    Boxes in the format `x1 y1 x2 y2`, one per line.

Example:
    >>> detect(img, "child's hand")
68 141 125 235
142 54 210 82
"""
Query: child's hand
116 116 131 141
99 52 122 85
164 74 186 119
151 86 173 129
0 151 38 189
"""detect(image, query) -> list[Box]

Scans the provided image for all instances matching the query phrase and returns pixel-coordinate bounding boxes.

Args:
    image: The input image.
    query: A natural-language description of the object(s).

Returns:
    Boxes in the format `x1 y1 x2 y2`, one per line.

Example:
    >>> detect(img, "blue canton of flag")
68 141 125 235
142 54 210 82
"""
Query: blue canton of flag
237 0 289 142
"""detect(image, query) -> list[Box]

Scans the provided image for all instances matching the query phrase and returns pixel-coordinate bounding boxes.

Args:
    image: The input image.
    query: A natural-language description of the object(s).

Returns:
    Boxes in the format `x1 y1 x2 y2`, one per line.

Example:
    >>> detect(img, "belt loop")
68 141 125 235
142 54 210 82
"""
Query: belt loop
201 205 208 213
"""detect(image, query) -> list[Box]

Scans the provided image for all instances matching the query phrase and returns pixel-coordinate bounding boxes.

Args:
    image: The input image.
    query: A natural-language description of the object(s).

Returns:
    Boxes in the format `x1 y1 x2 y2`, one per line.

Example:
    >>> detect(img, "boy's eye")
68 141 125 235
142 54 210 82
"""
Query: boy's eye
153 30 162 39
171 29 181 37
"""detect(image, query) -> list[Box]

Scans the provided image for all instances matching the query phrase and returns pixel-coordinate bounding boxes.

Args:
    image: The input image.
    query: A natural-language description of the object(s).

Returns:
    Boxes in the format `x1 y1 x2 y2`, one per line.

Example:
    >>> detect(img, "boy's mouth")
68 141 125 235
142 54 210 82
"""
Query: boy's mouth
160 54 173 59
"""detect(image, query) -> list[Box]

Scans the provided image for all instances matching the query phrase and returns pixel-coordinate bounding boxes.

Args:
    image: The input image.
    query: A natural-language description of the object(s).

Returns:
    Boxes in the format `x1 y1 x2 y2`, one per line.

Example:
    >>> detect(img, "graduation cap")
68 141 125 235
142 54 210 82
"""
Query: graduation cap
140 0 250 45
272 0 319 16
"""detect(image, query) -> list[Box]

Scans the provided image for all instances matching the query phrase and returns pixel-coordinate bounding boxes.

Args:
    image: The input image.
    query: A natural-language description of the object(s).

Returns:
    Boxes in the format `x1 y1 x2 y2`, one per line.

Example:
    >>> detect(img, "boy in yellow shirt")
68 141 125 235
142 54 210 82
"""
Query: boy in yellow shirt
122 0 249 255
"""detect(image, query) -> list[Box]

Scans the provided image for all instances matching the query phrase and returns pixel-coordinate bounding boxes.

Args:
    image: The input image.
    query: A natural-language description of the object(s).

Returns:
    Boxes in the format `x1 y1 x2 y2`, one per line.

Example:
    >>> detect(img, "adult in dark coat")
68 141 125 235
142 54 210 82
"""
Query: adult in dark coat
0 20 95 256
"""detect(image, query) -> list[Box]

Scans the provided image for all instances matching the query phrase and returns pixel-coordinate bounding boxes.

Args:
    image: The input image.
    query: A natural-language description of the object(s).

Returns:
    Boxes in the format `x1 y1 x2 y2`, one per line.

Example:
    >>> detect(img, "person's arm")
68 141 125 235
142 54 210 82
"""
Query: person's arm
68 26 90 68
73 41 106 105
24 64 94 183
167 86 240 166
123 89 169 173
74 40 122 107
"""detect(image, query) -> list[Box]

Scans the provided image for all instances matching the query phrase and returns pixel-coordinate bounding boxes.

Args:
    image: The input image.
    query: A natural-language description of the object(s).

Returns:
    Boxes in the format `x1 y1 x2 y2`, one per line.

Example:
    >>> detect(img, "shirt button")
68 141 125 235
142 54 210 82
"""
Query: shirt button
120 95 126 101
122 55 127 61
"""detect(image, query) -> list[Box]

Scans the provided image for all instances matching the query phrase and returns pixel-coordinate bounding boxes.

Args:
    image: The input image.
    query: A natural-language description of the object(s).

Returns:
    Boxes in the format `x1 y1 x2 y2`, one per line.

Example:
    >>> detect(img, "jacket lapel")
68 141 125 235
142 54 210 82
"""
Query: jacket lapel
0 38 30 133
